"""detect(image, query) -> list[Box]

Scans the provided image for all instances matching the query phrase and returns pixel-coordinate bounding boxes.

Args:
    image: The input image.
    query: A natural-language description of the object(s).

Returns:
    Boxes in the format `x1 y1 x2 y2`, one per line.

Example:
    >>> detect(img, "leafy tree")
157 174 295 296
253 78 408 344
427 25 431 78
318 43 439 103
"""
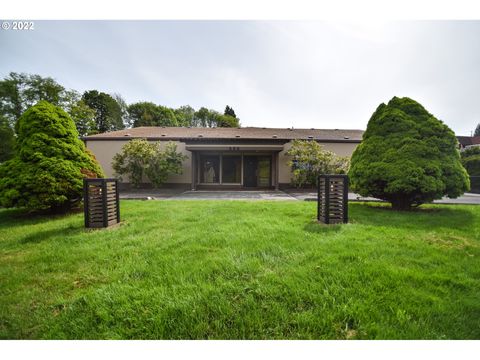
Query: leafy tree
0 72 77 128
194 107 211 127
127 102 158 128
112 93 130 128
349 96 469 210
224 105 237 118
127 102 178 127
69 100 97 136
145 142 187 187
112 139 154 186
174 105 196 127
0 116 15 162
474 123 480 137
112 139 186 187
216 114 240 128
82 90 124 132
0 101 104 212
156 106 178 127
286 139 350 188
193 107 239 128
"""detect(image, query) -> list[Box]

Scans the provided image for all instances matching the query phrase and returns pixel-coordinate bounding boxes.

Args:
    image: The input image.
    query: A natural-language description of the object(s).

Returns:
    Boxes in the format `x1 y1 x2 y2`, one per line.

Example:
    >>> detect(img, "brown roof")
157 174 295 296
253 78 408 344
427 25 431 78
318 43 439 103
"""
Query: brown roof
84 126 365 142
457 136 480 146
457 136 474 146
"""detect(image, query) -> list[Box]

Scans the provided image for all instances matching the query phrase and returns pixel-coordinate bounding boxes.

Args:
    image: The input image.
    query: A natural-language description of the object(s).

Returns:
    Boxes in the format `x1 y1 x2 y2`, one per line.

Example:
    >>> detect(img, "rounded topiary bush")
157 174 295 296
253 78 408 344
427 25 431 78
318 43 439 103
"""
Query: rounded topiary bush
0 101 104 212
349 96 469 210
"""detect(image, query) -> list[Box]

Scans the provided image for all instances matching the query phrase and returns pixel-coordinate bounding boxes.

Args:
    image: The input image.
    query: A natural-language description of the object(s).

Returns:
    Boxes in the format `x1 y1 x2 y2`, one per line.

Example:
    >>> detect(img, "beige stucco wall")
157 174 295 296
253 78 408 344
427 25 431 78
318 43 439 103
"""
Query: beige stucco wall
278 141 359 184
86 139 359 186
86 140 191 184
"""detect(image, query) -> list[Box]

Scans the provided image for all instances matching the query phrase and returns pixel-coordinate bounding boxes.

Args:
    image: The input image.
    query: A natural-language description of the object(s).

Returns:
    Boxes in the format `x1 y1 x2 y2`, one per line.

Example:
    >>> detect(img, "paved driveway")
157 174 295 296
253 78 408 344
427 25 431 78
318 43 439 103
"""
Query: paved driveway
285 190 480 205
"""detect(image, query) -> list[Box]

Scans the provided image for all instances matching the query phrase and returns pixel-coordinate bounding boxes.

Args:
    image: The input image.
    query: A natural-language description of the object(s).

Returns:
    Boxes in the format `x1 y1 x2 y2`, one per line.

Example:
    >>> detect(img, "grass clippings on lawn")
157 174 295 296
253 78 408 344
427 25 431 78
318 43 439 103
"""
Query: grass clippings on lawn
0 201 479 339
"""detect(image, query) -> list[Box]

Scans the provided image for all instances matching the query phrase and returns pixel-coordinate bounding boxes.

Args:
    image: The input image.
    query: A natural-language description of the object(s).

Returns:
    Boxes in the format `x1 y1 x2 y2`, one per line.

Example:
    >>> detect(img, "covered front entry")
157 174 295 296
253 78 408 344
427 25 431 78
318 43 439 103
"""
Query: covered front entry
186 144 281 191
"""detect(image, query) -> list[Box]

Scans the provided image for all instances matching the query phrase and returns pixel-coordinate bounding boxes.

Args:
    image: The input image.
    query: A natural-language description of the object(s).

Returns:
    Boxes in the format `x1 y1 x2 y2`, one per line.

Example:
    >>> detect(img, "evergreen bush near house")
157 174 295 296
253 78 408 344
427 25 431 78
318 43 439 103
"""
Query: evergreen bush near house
112 139 187 188
349 96 469 210
286 139 350 188
0 101 104 212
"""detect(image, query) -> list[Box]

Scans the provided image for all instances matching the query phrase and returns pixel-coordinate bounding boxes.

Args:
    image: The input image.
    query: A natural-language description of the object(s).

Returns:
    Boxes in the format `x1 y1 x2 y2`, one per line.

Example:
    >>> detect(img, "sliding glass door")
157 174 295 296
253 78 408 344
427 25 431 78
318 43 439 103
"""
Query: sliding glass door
222 155 242 183
198 153 271 187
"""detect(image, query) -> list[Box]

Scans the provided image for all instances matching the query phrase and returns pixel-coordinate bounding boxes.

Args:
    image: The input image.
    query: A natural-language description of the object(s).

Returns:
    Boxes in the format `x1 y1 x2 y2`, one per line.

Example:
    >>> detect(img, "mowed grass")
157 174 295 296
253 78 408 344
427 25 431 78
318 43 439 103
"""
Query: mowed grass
0 200 479 339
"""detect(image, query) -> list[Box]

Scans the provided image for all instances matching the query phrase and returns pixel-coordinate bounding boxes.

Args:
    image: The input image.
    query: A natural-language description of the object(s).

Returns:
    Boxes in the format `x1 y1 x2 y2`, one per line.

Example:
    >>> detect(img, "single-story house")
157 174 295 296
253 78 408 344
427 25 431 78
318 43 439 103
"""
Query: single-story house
83 127 364 190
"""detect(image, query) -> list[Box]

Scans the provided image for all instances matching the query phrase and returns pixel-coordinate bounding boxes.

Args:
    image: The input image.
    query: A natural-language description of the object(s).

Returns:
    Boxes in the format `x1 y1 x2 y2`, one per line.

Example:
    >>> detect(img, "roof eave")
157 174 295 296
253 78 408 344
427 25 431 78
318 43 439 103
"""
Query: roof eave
82 136 362 143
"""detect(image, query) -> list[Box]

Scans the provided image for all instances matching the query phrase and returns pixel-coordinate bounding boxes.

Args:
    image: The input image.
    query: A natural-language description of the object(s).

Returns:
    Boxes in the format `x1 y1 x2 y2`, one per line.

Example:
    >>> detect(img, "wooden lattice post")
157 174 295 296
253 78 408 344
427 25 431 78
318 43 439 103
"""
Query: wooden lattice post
83 178 120 228
317 174 349 224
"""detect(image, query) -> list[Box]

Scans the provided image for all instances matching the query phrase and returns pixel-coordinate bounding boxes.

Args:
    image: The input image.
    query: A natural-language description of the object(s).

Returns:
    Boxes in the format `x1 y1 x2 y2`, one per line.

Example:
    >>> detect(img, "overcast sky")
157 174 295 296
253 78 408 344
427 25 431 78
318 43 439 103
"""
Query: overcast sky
0 20 479 135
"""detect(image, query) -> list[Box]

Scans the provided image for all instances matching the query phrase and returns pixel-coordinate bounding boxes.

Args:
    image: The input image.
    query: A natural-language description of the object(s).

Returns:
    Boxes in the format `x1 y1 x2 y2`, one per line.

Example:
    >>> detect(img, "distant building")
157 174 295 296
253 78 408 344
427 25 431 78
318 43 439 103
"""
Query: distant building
457 136 480 151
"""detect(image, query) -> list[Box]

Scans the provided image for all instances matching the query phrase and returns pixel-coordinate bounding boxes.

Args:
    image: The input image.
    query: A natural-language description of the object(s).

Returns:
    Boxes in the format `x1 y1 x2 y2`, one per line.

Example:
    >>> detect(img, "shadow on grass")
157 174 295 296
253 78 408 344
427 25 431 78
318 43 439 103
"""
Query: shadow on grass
0 208 82 227
303 221 343 234
350 203 476 231
20 224 85 244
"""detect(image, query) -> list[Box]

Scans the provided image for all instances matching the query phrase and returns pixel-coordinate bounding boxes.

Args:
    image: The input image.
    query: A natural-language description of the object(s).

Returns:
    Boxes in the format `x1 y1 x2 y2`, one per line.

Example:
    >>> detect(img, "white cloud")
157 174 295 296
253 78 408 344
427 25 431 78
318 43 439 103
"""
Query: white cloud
0 20 478 135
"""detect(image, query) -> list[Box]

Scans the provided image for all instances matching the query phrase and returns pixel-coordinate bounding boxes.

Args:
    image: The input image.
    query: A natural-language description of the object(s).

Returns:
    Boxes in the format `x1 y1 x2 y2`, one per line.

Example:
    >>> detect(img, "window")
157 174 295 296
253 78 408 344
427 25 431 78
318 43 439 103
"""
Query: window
222 155 241 183
200 155 220 183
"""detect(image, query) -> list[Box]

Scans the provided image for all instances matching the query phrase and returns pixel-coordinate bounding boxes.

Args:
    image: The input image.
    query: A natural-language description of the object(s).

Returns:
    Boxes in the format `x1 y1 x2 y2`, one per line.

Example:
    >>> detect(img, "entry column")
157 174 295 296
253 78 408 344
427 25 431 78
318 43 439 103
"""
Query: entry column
274 152 279 190
191 152 197 191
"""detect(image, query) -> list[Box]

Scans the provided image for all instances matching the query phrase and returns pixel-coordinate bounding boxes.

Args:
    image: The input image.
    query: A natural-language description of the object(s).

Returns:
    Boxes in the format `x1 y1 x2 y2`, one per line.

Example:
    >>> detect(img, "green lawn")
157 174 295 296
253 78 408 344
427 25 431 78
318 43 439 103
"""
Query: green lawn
0 200 479 339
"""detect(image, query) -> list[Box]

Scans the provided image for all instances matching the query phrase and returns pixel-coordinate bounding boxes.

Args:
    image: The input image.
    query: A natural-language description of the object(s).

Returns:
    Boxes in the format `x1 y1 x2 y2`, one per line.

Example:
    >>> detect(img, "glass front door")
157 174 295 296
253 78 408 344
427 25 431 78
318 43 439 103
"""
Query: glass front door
243 155 271 187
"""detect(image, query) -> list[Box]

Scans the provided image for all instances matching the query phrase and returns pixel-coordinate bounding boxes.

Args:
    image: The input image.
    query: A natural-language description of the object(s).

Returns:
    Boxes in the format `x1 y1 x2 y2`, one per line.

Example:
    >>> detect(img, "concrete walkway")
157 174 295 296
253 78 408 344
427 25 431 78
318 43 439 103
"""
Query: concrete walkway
120 189 297 201
171 190 297 201
119 188 185 199
120 188 480 204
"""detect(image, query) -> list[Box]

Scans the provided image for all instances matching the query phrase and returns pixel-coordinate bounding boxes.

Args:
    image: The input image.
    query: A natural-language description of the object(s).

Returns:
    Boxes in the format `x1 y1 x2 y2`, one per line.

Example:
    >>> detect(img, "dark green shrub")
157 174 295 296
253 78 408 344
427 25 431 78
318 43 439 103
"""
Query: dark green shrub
349 97 469 210
461 146 480 159
462 154 480 176
461 146 480 176
0 101 104 212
